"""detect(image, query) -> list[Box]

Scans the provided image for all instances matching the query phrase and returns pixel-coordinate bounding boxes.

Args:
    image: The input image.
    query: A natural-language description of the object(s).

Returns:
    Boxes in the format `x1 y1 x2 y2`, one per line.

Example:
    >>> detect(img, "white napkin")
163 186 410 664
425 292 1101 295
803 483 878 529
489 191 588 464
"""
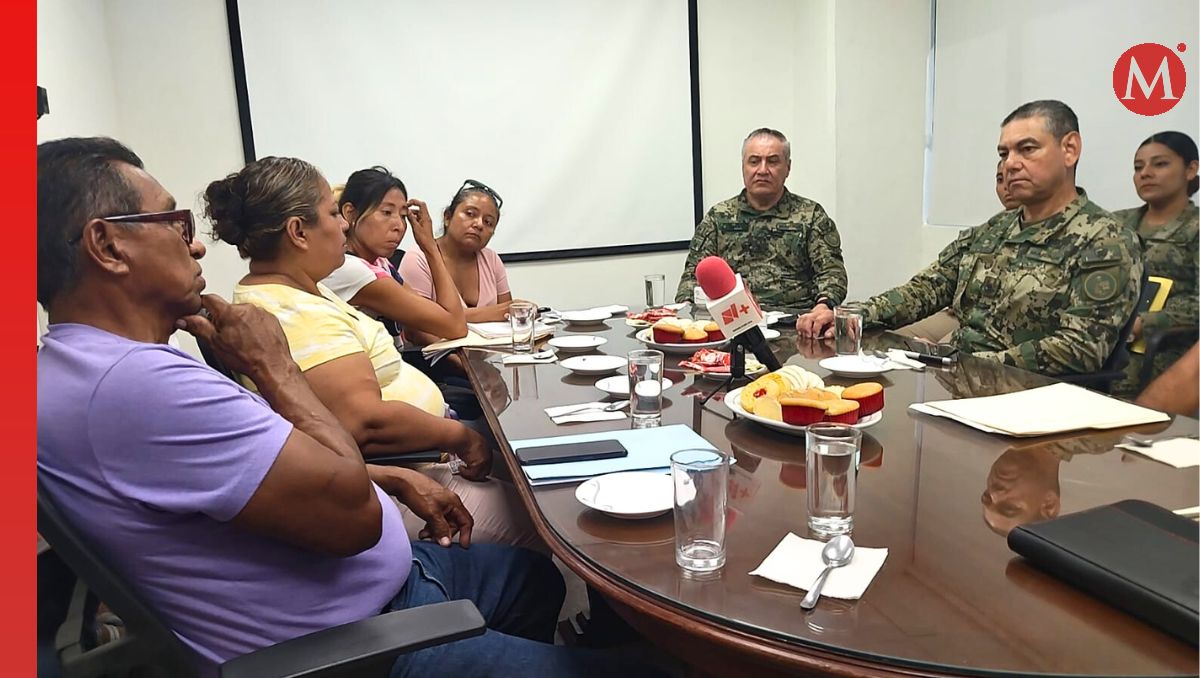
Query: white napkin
749 533 888 600
1114 437 1200 468
883 349 925 370
544 402 627 425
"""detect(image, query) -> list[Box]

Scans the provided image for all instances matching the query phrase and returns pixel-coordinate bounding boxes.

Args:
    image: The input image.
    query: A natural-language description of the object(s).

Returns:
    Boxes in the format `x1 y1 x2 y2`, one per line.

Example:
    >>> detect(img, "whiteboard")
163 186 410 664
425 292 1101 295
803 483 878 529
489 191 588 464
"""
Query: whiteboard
928 0 1199 227
235 0 696 256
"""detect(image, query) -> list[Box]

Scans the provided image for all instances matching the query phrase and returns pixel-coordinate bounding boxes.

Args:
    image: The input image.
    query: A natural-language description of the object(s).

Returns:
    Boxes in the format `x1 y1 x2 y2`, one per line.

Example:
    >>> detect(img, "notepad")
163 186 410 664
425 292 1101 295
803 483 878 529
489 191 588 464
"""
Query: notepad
422 325 555 357
511 424 716 486
909 382 1170 437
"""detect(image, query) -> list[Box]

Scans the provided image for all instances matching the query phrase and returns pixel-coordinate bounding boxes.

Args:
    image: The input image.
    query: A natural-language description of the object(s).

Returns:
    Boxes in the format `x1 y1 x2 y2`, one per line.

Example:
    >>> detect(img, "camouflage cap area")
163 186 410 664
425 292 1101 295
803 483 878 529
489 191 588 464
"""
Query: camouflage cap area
858 190 1144 376
676 189 847 311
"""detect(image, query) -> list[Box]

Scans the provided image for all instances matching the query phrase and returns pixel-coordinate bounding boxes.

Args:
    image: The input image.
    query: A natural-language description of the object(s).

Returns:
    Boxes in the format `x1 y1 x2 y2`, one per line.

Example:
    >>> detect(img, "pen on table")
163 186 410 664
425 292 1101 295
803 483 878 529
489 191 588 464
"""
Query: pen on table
899 350 954 366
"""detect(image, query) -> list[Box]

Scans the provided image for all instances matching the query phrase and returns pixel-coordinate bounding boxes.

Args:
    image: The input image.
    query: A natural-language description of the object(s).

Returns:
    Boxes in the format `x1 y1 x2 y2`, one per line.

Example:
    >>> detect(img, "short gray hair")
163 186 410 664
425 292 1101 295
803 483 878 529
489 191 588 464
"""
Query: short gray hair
742 127 790 162
1002 100 1079 141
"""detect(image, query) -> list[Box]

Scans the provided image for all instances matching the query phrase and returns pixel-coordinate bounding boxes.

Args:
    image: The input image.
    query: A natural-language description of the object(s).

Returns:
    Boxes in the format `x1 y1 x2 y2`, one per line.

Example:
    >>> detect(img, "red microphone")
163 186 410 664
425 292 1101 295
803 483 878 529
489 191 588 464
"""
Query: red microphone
694 256 781 373
695 256 738 298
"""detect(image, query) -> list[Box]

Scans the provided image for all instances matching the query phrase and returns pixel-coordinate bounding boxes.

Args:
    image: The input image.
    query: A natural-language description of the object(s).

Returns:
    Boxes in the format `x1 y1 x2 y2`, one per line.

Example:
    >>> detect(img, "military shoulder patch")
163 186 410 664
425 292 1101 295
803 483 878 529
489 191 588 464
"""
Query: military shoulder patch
1081 268 1120 302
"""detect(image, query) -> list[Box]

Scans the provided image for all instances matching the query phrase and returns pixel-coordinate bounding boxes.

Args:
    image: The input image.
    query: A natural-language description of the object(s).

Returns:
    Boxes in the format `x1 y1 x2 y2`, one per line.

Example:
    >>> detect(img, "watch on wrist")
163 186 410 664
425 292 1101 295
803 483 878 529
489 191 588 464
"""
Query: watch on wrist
817 297 835 310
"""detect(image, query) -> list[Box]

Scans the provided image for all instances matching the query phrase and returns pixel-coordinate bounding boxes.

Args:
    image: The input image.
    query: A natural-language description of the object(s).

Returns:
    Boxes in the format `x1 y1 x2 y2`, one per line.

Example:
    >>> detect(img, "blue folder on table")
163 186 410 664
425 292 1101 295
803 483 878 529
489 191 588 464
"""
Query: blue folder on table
510 424 715 486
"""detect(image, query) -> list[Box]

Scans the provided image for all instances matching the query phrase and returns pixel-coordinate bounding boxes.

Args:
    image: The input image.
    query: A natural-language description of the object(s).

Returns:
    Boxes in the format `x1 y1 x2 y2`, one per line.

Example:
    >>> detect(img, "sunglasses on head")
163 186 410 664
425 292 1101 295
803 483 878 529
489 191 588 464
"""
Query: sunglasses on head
457 179 503 211
69 209 196 246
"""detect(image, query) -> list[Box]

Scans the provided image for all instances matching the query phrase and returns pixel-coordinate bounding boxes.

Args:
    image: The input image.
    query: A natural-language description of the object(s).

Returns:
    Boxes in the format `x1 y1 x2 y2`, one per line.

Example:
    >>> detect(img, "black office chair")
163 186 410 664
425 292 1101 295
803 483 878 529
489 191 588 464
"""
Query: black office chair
1058 264 1151 394
38 479 485 678
1137 324 1200 392
195 337 442 464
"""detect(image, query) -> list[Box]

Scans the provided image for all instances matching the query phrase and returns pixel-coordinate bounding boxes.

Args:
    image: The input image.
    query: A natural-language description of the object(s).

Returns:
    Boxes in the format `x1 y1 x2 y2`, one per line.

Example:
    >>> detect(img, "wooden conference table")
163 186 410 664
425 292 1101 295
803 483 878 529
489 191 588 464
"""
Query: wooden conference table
459 319 1199 677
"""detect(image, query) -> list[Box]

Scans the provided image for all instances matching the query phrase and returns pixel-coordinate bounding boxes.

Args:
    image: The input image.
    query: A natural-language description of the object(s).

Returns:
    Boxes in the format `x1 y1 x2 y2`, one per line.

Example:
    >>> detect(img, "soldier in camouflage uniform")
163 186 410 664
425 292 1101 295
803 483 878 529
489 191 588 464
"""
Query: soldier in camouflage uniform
676 128 847 312
797 100 1143 377
1110 132 1199 397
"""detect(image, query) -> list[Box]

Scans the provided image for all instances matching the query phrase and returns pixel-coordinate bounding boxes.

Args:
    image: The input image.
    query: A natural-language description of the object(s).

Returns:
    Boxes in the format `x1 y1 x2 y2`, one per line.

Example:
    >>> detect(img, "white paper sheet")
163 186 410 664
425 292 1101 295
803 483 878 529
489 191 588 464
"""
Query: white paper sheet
909 383 1169 437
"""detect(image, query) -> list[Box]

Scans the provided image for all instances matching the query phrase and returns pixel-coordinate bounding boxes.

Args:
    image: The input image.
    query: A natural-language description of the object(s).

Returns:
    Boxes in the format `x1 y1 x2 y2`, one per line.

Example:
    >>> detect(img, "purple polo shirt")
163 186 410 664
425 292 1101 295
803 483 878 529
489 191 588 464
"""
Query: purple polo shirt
37 324 411 670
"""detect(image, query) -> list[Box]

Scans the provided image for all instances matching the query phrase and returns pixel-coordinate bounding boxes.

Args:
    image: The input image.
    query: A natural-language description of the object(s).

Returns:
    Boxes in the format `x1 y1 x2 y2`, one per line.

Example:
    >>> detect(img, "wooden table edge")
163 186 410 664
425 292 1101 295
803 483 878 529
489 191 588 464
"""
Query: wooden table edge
463 349 970 678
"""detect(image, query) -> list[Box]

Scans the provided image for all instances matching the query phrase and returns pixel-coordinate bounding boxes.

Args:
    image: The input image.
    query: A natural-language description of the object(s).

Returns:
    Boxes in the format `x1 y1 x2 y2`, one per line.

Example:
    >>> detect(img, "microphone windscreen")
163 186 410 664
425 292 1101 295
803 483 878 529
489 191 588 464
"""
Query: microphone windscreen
695 256 737 298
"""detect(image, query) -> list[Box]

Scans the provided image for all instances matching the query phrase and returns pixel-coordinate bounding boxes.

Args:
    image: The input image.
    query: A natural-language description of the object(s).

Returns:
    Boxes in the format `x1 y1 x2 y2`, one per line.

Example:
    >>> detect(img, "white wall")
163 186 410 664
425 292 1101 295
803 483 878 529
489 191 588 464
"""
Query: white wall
37 0 124 342
833 0 931 299
38 0 945 351
36 0 120 142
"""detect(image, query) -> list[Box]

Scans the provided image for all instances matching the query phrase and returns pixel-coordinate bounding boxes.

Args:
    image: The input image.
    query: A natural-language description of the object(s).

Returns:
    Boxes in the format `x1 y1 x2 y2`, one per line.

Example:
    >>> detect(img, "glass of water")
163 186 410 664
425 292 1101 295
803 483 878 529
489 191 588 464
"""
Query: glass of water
644 273 666 308
806 423 861 537
508 301 537 353
834 306 863 356
627 349 664 428
671 448 728 573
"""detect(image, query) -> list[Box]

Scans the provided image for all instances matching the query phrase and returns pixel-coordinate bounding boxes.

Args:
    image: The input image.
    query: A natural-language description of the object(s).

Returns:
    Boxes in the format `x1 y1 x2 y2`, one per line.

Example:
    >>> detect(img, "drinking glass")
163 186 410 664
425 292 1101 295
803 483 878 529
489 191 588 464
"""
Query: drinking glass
834 306 863 356
509 301 537 353
627 349 664 428
671 448 728 573
644 274 666 308
806 423 861 536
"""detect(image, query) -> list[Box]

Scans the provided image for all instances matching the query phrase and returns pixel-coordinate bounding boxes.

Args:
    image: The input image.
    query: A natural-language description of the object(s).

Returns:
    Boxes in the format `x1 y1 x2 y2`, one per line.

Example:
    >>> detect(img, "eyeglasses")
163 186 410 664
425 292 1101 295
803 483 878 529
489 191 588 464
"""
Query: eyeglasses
69 209 196 246
457 179 503 211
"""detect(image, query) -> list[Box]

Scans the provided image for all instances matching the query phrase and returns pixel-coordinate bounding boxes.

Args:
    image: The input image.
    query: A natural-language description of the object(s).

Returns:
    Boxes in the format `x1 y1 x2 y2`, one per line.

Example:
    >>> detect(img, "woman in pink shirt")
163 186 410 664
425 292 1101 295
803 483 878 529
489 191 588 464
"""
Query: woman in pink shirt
400 180 523 330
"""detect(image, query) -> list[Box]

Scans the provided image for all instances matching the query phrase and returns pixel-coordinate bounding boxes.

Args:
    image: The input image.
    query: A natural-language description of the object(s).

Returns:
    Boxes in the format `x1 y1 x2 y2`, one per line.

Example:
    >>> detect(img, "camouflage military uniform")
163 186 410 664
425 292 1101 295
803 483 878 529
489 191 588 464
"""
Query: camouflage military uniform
675 189 847 310
1110 204 1198 396
858 189 1143 376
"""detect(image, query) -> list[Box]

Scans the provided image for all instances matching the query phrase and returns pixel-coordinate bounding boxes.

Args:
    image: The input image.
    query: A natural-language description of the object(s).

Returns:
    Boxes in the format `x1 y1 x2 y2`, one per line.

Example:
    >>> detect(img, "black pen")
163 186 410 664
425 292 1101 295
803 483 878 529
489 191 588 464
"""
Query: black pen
899 349 954 366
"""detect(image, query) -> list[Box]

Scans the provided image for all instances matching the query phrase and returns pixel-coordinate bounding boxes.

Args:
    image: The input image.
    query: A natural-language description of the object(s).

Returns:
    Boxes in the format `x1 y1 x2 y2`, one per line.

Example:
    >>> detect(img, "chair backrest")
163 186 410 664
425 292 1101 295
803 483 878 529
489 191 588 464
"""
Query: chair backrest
1101 262 1153 373
36 476 200 676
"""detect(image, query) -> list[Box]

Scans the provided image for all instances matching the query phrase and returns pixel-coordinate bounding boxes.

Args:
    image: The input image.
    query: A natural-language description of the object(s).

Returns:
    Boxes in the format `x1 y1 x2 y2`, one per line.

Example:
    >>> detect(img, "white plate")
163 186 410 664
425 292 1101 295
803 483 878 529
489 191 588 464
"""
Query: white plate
763 311 793 326
593 304 629 316
594 375 675 398
548 335 607 352
818 355 893 378
560 309 611 325
724 386 882 437
634 328 727 354
559 354 626 376
760 328 781 340
575 471 673 519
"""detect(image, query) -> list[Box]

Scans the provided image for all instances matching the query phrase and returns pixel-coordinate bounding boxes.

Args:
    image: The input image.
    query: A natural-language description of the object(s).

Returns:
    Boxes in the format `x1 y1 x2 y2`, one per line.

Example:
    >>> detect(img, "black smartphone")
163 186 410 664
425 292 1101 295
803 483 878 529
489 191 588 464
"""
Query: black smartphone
516 439 629 466
1137 279 1162 313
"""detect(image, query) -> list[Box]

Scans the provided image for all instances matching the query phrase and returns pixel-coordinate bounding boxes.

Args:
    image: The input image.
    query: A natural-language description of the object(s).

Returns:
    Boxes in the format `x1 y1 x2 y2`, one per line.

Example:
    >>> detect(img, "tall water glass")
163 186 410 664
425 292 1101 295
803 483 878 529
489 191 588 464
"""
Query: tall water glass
627 349 664 428
806 423 861 536
644 274 666 308
671 448 728 573
509 301 537 353
834 306 863 356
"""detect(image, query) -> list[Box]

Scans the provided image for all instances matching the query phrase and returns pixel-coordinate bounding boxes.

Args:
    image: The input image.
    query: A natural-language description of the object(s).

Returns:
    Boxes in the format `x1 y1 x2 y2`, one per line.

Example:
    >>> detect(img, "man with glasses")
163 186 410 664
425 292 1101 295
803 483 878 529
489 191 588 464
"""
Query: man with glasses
675 127 848 314
37 138 651 676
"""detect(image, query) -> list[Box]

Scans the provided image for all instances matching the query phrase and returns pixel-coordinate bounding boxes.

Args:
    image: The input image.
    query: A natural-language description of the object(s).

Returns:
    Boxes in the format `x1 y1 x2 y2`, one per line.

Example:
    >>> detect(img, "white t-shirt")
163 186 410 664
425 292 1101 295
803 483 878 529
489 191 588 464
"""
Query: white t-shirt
322 256 378 302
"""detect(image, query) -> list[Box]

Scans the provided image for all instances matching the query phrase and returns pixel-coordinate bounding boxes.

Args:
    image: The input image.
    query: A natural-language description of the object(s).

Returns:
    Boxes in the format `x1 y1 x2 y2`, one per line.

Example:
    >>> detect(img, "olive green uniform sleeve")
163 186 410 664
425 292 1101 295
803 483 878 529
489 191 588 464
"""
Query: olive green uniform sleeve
806 205 848 306
859 228 972 329
675 209 717 303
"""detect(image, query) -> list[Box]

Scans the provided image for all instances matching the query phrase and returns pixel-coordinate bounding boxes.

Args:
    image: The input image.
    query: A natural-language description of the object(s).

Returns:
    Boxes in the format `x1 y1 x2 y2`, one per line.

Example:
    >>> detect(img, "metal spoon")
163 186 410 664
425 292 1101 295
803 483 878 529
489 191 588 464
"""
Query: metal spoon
556 400 630 416
1122 432 1199 447
800 535 855 610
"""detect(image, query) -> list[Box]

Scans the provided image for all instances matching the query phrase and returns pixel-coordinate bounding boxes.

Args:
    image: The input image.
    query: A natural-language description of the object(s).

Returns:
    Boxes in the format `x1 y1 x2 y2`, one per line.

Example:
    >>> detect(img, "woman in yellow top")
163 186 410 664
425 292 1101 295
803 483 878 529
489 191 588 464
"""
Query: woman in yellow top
1112 132 1199 397
205 156 537 548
